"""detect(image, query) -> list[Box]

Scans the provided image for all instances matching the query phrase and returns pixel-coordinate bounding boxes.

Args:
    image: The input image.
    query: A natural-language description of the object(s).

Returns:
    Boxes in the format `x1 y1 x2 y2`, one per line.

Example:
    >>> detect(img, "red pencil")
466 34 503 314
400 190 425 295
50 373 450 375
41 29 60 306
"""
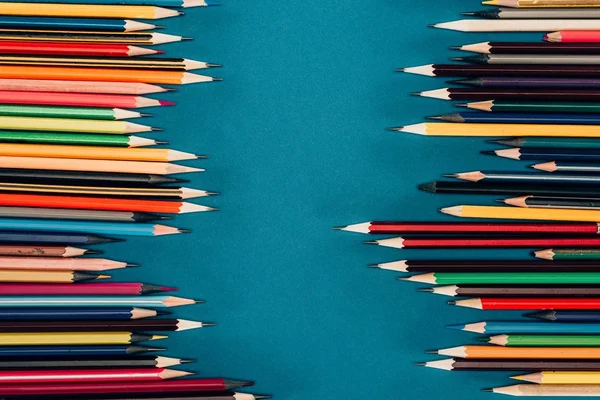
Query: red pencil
0 283 177 296
0 378 254 396
546 31 600 43
452 298 600 310
367 237 600 249
0 368 191 383
336 221 599 235
0 194 212 214
0 91 172 108
0 42 160 57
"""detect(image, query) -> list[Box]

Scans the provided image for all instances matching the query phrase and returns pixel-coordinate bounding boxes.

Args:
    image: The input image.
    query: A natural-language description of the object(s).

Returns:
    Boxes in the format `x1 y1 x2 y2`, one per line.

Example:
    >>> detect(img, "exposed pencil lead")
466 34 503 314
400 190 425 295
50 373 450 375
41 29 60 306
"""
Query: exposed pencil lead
255 396 272 400
158 215 173 220
181 359 196 363
364 241 378 245
386 126 403 131
165 88 178 92
450 57 465 62
195 154 208 159
212 77 224 81
480 150 496 155
182 37 194 41
140 113 153 117
425 350 438 354
177 11 185 15
85 249 103 255
126 263 140 267
178 229 192 233
155 140 169 145
449 45 462 50
477 337 490 342
202 322 217 327
495 199 505 203
418 288 434 292
482 389 493 392
454 103 468 108
194 299 205 304
447 301 457 305
207 63 222 68
410 92 422 96
427 24 437 28
332 226 346 230
207 191 220 196
156 26 165 29
414 362 426 366
427 116 443 120
151 127 163 132
147 347 167 352
367 264 380 268
442 174 457 178
461 12 475 16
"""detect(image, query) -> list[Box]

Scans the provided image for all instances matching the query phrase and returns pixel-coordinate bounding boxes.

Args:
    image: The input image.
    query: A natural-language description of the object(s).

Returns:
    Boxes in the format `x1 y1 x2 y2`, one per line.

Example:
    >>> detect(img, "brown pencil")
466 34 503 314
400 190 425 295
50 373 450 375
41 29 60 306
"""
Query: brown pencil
0 245 99 257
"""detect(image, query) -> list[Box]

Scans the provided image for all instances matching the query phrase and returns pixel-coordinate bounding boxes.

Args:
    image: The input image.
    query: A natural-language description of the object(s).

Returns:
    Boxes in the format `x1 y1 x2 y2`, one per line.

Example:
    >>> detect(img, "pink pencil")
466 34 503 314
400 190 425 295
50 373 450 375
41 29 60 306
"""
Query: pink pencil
0 79 170 95
0 283 176 296
0 91 174 108
0 257 135 271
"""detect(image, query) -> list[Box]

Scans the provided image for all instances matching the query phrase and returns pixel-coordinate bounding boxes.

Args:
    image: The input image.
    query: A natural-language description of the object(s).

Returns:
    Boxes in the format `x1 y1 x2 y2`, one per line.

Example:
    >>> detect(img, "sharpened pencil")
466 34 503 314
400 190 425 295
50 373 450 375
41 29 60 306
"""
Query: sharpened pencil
0 307 166 320
504 196 600 211
0 207 168 222
393 123 600 137
0 355 190 369
0 319 210 332
486 335 600 347
463 9 600 19
527 311 600 322
0 106 146 120
487 384 600 396
0 170 186 186
449 321 600 334
0 283 175 295
0 345 164 357
0 270 108 283
401 272 600 285
0 367 192 383
548 31 600 43
0 56 218 70
489 147 600 162
369 237 600 249
431 345 600 359
514 371 600 384
0 30 189 45
0 79 169 95
0 231 118 245
431 19 600 32
420 180 600 197
0 117 157 134
372 260 600 273
0 92 172 108
452 297 600 310
535 162 600 173
0 245 98 257
456 54 600 65
537 249 600 261
449 171 600 185
0 184 214 199
414 88 600 102
442 204 600 223
0 3 181 20
0 0 216 6
452 78 600 89
44 394 272 400
0 256 131 271
486 0 600 7
0 295 201 308
422 285 600 298
419 359 600 371
431 112 600 125
492 138 600 149
401 64 600 78
0 331 166 346
0 132 164 147
0 17 159 33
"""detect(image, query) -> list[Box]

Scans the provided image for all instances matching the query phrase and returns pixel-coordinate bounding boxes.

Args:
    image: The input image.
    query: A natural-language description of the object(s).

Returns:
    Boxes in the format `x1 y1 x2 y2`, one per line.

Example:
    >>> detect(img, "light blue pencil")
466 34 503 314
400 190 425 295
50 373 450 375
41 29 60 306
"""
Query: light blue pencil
0 218 186 236
448 321 600 335
0 296 200 308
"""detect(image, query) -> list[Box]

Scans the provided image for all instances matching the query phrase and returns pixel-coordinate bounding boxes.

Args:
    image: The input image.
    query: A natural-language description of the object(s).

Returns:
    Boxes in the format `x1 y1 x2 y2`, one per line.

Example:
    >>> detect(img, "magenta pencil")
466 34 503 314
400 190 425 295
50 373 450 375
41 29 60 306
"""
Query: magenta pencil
0 283 177 296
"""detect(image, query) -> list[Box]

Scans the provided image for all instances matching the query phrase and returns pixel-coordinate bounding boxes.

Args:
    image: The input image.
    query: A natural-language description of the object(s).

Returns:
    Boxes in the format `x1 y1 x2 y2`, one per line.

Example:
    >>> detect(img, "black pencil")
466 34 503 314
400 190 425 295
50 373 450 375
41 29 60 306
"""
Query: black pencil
16 393 271 400
419 285 600 297
0 231 120 245
417 358 600 371
0 355 192 369
502 195 600 211
0 169 187 187
371 260 600 273
419 181 600 197
400 64 600 78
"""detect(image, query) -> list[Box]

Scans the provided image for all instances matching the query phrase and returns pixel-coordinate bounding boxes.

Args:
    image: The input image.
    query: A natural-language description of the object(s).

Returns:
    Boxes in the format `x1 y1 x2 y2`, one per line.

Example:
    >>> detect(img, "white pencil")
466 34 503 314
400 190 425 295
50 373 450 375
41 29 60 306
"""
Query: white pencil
431 19 600 32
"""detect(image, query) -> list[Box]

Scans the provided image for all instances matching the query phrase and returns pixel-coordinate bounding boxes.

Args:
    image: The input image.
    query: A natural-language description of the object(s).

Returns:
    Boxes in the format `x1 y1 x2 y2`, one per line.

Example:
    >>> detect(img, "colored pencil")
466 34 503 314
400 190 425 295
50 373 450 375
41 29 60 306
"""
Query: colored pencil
400 64 600 78
0 319 209 332
0 282 174 295
419 359 600 371
0 157 203 175
431 346 600 359
528 311 600 322
414 88 600 102
547 31 600 43
442 204 600 223
423 285 600 297
431 112 600 125
401 272 600 285
534 162 600 173
369 237 600 249
486 335 600 347
515 371 600 384
0 194 214 214
0 231 118 245
0 295 200 308
449 321 600 334
461 100 600 113
0 170 186 186
41 395 271 400
0 4 181 20
0 368 192 383
0 17 158 32
0 144 199 162
0 256 132 271
0 30 189 45
0 106 147 120
463 9 600 19
492 138 600 149
452 78 600 89
449 171 600 185
338 222 600 235
392 123 600 137
0 0 215 6
510 196 600 211
0 270 108 283
0 307 166 320
0 345 163 357
0 117 157 134
431 19 600 32
0 56 219 70
0 132 162 147
486 0 600 7
485 384 600 396
0 355 190 369
452 298 600 310
372 260 600 273
0 245 97 257
457 54 600 65
0 185 213 200
0 331 166 345
0 219 188 237
537 249 600 261
0 379 255 396
419 180 600 197
0 79 169 95
0 66 218 85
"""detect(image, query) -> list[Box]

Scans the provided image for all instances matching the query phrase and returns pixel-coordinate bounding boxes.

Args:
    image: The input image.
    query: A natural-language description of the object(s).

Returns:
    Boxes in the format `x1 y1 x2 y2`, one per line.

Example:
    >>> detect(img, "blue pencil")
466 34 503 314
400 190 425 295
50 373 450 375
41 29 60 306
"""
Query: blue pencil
0 219 186 237
487 147 600 163
0 0 219 7
0 295 199 308
448 321 600 334
0 345 163 357
430 112 600 125
0 231 118 245
0 16 157 32
0 307 167 320
448 171 600 185
527 311 600 322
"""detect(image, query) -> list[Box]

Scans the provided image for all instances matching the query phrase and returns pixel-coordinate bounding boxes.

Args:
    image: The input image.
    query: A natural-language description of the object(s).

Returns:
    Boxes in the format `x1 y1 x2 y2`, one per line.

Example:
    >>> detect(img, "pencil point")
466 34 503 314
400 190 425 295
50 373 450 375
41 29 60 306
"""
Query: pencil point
410 92 421 96
386 126 403 131
480 150 496 156
194 299 205 304
447 301 456 305
460 12 475 16
207 191 220 196
449 46 462 50
367 264 379 268
84 249 103 255
427 24 437 28
364 241 378 245
454 103 468 108
156 310 171 316
418 288 434 292
450 57 465 62
126 263 140 267
182 37 194 41
482 389 493 392
425 350 438 354
178 229 192 233
141 113 153 117
156 140 169 145
202 322 217 327
207 63 222 68
442 174 457 178
151 127 163 132
181 359 196 363
212 77 223 81
195 154 208 159
414 362 426 366
426 115 443 120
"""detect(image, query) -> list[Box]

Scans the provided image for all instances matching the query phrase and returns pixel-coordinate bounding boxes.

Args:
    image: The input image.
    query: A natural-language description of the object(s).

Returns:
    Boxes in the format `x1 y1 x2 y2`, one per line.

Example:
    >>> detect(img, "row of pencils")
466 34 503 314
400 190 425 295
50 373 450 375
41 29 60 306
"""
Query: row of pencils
340 0 600 397
0 1 270 400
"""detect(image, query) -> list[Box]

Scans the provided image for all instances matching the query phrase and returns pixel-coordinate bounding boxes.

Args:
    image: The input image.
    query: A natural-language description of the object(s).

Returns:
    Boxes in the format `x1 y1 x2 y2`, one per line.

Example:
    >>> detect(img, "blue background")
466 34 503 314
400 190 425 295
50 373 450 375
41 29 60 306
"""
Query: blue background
102 2 558 399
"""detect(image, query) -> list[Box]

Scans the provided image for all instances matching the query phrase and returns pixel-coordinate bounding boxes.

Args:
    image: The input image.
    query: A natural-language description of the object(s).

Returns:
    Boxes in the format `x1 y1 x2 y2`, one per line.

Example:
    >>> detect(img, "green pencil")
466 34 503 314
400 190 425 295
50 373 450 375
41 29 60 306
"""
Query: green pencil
491 137 600 150
0 131 163 147
401 272 600 285
0 105 146 120
461 100 600 114
484 335 600 347
536 249 600 261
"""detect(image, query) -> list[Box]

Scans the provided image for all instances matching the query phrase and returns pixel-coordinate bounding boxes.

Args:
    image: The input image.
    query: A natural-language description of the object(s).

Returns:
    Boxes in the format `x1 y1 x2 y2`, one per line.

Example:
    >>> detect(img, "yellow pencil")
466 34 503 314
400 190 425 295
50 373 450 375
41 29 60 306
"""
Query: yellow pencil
513 371 600 384
392 123 600 137
0 331 166 346
0 3 180 19
0 144 200 162
441 205 600 222
0 270 109 283
484 0 600 8
0 117 155 135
